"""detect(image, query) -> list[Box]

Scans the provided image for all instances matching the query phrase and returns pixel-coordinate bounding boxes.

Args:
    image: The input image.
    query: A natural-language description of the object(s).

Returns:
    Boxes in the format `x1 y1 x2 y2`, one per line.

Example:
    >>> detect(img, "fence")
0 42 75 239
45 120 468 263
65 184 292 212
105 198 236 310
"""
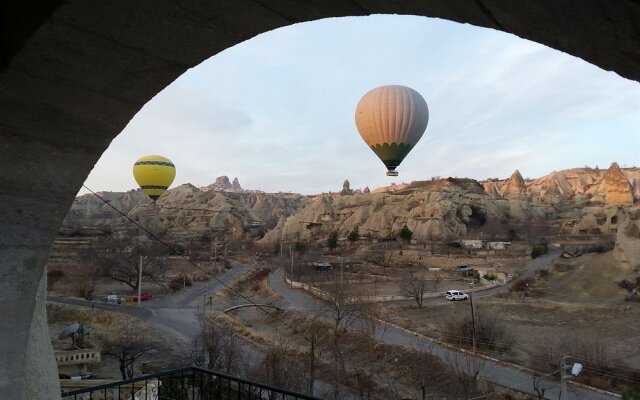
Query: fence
61 366 321 400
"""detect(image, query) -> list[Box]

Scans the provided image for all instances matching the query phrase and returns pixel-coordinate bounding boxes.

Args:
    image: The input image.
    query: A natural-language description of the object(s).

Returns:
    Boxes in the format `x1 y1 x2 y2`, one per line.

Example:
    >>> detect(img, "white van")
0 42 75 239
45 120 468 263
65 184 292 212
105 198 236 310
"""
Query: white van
445 290 469 301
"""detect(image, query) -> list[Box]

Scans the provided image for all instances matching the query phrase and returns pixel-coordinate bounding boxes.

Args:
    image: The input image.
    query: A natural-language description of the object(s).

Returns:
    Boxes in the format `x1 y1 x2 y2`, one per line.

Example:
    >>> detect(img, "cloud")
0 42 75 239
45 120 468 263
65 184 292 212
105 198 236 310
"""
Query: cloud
82 15 640 196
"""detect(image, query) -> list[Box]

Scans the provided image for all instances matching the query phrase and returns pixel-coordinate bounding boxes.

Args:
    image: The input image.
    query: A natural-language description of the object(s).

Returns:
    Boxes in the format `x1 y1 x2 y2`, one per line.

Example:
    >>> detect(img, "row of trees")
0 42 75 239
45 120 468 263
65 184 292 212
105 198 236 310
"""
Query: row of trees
325 225 413 250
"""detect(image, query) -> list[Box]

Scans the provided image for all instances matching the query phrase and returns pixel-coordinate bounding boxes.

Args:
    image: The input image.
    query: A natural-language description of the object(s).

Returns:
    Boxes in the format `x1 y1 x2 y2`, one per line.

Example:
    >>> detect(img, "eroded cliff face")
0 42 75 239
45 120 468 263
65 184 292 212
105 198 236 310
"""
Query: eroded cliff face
259 178 554 243
491 164 639 206
501 170 527 198
63 166 638 245
613 212 640 270
61 184 309 241
599 163 635 206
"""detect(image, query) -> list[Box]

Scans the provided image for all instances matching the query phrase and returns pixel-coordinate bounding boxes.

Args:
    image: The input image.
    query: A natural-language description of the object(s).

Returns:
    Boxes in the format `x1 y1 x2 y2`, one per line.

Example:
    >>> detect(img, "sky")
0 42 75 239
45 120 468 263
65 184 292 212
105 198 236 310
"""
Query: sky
81 15 640 195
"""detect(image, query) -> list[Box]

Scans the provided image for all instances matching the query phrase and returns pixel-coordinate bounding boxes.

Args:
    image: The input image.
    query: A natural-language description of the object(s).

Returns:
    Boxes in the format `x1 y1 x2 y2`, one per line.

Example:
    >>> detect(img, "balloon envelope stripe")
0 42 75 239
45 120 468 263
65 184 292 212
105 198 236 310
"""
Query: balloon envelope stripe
140 185 169 190
134 161 175 167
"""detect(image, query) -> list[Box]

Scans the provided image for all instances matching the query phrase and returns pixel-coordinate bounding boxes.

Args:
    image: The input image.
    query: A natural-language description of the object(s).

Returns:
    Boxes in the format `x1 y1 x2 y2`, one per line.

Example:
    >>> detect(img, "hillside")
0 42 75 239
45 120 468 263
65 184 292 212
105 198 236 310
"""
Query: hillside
58 165 640 269
61 181 309 241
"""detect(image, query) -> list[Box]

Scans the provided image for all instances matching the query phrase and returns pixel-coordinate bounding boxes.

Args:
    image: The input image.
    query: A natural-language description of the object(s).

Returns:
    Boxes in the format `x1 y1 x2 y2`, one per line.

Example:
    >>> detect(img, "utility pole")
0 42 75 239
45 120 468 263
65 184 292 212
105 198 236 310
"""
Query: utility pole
560 355 566 400
470 292 477 354
308 334 316 396
280 225 286 258
290 244 294 288
137 255 143 306
340 257 344 289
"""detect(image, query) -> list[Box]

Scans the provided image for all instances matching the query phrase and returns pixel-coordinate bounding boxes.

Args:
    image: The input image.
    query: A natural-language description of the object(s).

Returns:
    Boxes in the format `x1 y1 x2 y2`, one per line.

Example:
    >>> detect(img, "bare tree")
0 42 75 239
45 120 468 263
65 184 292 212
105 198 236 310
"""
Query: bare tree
252 335 306 393
408 342 445 400
442 309 515 354
67 266 98 300
188 312 225 370
400 271 428 307
445 351 486 399
323 274 364 399
220 329 244 376
532 376 550 400
431 273 444 292
95 238 167 292
350 303 387 400
101 318 160 379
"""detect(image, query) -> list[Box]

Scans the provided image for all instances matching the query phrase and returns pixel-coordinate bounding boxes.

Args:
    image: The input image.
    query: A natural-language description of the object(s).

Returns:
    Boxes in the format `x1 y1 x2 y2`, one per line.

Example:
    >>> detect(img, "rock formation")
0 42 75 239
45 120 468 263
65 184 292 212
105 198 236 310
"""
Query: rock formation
60 185 308 241
260 177 553 244
501 170 527 198
201 176 244 192
231 177 242 191
600 162 634 206
341 179 352 195
613 213 640 270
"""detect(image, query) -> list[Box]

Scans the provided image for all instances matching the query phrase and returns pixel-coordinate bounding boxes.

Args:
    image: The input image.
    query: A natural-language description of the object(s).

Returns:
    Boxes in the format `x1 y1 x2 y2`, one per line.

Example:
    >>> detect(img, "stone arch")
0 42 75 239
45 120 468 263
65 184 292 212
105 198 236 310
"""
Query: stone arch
2 2 640 398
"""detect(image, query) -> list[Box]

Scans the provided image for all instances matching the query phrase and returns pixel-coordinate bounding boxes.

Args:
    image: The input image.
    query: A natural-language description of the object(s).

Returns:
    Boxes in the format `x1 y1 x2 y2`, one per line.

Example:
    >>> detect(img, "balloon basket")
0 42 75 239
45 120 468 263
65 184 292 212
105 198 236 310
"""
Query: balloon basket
386 171 399 177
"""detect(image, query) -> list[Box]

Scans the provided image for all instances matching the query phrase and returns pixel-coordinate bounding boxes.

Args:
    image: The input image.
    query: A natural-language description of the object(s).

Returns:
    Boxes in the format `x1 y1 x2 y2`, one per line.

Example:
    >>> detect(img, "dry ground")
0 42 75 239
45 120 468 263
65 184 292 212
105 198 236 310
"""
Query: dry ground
47 303 179 380
386 250 640 392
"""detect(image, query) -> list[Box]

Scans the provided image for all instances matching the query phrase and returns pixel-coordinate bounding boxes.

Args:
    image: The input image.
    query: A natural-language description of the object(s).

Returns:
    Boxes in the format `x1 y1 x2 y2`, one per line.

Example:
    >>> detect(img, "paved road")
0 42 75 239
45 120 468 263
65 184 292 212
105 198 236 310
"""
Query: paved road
49 265 252 345
384 247 562 308
269 268 617 400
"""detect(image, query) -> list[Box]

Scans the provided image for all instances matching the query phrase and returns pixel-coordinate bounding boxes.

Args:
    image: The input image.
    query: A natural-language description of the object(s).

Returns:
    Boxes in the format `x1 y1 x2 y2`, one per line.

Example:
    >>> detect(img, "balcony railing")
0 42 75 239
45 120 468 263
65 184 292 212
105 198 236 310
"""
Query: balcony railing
61 366 321 400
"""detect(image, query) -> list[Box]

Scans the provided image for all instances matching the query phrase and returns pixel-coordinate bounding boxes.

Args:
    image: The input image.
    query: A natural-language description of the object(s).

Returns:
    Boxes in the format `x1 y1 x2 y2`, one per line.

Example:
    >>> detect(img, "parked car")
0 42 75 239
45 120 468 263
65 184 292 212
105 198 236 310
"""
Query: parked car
132 292 152 302
445 290 469 301
102 292 123 304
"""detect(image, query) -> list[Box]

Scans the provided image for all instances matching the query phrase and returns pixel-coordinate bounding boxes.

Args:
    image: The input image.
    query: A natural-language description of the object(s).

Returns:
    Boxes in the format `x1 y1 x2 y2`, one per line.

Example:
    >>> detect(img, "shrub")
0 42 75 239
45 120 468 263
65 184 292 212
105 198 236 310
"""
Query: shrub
536 269 549 279
484 273 497 281
399 225 413 242
442 310 515 353
618 277 640 292
169 275 192 291
623 385 640 400
531 242 548 259
347 227 360 242
326 231 339 250
447 241 462 249
510 277 535 293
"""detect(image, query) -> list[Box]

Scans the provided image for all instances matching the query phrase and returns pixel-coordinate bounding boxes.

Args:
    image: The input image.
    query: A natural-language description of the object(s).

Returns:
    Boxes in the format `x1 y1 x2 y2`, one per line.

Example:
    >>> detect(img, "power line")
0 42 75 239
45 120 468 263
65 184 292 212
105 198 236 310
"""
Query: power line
82 185 279 317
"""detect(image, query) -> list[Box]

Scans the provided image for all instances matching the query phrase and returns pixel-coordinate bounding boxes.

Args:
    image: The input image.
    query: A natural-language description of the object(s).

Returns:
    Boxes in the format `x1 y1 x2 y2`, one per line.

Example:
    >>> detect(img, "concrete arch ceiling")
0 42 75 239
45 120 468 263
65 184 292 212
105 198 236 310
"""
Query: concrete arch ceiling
1 1 639 398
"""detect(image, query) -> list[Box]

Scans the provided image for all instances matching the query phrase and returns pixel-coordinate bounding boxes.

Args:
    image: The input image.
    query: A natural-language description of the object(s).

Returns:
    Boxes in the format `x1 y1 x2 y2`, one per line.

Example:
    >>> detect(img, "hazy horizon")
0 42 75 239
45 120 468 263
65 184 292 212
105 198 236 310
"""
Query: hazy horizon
81 162 638 198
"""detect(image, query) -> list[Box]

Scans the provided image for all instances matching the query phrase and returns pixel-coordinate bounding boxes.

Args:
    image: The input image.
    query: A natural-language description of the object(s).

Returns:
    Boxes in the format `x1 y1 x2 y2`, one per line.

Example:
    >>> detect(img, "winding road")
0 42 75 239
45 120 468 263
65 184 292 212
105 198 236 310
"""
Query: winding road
268 251 618 400
48 264 252 345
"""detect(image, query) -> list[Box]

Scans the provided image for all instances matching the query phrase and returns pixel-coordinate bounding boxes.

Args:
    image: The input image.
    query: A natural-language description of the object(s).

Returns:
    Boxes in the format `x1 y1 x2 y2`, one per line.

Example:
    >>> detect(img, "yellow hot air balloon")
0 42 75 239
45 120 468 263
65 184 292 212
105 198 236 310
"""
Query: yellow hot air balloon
132 155 176 201
355 85 429 176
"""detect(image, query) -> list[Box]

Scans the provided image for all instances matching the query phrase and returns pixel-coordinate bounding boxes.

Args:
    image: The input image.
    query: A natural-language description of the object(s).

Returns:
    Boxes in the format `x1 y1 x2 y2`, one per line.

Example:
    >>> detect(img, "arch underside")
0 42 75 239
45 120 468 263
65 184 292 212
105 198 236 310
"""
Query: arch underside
1 1 638 398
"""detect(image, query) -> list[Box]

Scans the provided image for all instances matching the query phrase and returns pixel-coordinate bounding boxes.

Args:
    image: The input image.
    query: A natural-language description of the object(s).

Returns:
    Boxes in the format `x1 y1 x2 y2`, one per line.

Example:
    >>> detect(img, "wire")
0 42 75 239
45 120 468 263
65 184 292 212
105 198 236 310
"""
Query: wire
80 185 640 390
82 186 280 317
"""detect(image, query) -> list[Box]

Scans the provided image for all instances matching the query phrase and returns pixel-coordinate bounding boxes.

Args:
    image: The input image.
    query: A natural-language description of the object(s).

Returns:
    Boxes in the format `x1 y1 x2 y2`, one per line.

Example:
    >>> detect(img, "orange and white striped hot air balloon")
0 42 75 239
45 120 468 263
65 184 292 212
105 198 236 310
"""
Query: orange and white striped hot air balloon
355 85 429 176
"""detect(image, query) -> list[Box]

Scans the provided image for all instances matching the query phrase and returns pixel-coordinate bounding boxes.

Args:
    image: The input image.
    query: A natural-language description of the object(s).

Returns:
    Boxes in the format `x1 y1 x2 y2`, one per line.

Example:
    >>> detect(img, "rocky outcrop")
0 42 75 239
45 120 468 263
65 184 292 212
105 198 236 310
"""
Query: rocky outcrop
482 181 502 198
501 170 527 198
260 178 549 243
341 179 352 195
481 166 639 205
202 176 244 192
60 185 308 241
231 177 242 191
613 214 640 270
571 213 601 235
601 163 634 206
